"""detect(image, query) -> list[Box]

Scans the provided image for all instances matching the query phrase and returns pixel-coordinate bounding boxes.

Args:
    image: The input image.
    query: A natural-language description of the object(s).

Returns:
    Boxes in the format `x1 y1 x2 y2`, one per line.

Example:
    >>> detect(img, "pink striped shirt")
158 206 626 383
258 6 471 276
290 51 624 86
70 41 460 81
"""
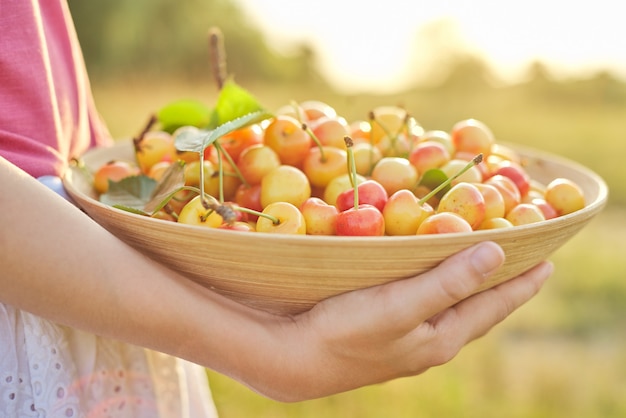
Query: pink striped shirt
0 0 112 178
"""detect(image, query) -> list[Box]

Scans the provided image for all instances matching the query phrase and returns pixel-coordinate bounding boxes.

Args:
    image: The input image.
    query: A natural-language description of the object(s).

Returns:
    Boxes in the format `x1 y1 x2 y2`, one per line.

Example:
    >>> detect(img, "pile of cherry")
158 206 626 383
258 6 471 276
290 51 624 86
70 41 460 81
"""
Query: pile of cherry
93 101 586 236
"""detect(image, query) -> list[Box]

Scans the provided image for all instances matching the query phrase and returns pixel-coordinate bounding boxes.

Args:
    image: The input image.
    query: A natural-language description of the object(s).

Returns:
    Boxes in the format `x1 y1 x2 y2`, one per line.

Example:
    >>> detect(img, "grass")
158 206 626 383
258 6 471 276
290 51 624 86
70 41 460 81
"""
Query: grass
91 77 626 417
206 333 626 418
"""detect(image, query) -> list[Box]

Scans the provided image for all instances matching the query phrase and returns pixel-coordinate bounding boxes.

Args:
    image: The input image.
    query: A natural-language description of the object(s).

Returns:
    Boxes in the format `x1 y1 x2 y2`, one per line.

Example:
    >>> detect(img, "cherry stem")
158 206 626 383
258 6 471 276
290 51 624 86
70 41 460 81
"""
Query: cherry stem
405 115 419 150
199 194 220 222
302 123 326 162
418 154 484 206
343 136 359 210
132 115 158 169
197 194 239 224
208 27 227 91
200 208 216 222
215 140 250 188
197 150 208 205
368 109 403 154
191 181 280 226
212 143 225 203
236 206 280 225
151 185 200 216
160 203 179 221
132 114 157 150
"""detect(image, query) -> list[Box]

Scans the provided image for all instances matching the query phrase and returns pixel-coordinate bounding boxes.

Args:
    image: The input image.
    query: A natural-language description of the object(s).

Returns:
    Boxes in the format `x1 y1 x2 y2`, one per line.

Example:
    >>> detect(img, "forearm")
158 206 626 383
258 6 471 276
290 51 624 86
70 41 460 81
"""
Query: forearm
0 157 284 388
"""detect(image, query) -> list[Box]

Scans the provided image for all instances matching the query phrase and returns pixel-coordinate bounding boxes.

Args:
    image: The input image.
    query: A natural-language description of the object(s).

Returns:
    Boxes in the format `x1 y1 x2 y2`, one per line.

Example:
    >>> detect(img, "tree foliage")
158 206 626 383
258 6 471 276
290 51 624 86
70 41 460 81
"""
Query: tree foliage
67 0 324 85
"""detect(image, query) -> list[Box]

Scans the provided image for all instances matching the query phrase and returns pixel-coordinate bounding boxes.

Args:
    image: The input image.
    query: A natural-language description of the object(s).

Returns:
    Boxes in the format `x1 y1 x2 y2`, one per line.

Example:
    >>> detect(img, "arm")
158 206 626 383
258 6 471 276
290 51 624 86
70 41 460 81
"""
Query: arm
0 156 552 401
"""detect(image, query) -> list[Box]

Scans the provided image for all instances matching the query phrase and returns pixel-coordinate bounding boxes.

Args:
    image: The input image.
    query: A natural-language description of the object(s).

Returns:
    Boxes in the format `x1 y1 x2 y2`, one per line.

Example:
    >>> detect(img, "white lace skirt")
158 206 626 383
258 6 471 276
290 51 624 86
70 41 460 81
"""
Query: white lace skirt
0 303 219 417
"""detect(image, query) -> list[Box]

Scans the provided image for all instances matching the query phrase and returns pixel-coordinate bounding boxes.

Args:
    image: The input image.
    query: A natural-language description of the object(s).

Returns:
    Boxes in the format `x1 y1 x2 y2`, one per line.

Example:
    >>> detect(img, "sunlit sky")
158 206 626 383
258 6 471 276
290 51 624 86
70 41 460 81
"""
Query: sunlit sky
232 0 626 93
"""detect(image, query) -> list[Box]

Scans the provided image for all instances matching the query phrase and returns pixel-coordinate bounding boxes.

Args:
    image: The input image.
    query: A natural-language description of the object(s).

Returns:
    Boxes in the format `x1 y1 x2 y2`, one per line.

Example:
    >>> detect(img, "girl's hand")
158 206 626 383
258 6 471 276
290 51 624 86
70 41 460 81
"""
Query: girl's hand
257 242 552 401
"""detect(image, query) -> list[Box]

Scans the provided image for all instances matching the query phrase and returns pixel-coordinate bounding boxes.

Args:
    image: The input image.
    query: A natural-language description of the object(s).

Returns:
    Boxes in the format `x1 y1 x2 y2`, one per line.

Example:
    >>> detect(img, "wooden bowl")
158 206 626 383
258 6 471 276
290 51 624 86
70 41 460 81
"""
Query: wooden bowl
63 140 608 315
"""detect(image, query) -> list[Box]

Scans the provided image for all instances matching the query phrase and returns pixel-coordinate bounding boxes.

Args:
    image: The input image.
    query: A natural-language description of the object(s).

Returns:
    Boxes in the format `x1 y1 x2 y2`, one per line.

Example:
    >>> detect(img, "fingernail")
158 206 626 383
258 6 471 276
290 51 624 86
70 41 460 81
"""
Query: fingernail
470 242 505 276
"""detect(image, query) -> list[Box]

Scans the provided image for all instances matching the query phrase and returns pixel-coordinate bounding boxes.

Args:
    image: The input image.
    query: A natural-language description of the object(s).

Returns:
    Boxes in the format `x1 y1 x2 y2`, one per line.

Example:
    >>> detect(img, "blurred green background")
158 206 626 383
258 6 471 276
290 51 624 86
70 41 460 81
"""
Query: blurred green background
69 1 626 417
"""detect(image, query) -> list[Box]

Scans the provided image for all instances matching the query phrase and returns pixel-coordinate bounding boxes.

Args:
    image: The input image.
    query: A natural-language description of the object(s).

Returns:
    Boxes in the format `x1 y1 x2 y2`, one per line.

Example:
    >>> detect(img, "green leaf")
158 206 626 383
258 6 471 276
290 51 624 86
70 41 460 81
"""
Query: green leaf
100 175 157 210
173 110 273 153
207 108 221 130
418 169 451 199
143 160 187 214
172 126 207 153
215 79 266 125
157 99 212 133
207 110 273 147
170 79 272 153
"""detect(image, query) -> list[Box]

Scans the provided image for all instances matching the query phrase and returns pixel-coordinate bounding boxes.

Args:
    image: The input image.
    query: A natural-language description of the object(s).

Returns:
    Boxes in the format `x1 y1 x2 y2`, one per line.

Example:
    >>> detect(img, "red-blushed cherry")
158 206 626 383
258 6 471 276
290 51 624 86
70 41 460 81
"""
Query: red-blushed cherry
214 124 264 162
530 197 558 220
335 136 387 236
300 197 339 235
493 160 531 197
134 130 178 174
484 174 522 215
335 179 388 212
450 118 495 158
274 102 307 122
255 201 307 235
308 116 350 149
177 195 224 228
234 183 263 221
544 177 585 216
474 182 506 220
382 189 434 235
93 160 140 194
505 203 546 226
416 212 473 235
260 165 311 209
370 156 419 196
478 217 514 230
440 159 484 185
408 140 451 174
351 141 382 176
263 115 311 167
302 146 348 189
323 173 366 207
219 221 256 232
236 144 281 186
335 204 385 236
147 161 172 181
348 119 371 142
420 129 454 155
490 143 522 163
437 182 486 230
299 99 337 121
412 154 485 230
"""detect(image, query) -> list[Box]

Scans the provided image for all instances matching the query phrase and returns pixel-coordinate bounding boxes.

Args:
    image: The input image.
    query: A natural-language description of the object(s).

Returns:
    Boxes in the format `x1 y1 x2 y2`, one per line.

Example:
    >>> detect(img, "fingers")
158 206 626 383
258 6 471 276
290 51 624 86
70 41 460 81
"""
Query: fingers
295 245 553 396
403 260 553 370
444 260 553 343
382 241 506 330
